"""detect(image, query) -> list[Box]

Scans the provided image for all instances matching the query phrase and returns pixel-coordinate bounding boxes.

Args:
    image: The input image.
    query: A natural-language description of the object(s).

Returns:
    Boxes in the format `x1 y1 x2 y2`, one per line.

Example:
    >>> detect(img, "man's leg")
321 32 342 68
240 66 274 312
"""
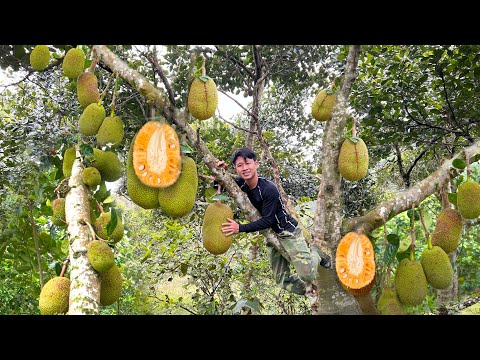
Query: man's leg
269 245 307 295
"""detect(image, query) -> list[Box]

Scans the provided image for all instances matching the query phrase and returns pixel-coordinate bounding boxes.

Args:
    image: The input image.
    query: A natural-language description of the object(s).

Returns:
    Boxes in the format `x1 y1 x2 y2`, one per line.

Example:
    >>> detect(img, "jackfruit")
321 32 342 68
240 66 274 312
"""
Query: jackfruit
377 287 407 315
187 77 218 120
99 264 123 306
394 258 428 306
126 137 159 209
202 202 233 255
420 245 453 289
95 211 124 243
87 240 114 273
30 45 50 71
338 137 369 181
39 276 70 315
96 116 124 148
158 156 198 218
52 198 66 226
62 47 85 79
431 208 463 254
78 103 106 136
311 89 336 122
457 180 480 219
82 167 101 188
77 72 100 107
91 148 123 182
62 146 76 178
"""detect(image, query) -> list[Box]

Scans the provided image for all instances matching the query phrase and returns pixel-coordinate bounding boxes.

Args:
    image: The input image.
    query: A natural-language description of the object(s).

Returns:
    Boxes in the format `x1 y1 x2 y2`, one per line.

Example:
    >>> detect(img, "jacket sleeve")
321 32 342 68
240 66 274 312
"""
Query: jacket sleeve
238 184 278 233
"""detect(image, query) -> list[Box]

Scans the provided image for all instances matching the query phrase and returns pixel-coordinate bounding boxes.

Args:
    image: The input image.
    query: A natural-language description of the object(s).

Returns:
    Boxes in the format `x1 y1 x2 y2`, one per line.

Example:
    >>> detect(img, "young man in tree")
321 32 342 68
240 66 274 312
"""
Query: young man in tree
216 147 331 296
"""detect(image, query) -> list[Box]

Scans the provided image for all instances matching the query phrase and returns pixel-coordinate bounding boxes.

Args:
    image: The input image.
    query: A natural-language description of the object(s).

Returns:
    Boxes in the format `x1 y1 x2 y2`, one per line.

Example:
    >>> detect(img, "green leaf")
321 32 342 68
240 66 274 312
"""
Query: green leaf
384 243 399 267
180 144 193 154
80 144 93 158
406 209 420 220
348 136 361 144
232 299 261 314
106 208 118 237
211 194 229 202
198 75 211 82
452 159 466 169
180 263 188 275
55 262 62 276
386 234 400 246
448 192 457 206
102 194 116 204
396 251 410 263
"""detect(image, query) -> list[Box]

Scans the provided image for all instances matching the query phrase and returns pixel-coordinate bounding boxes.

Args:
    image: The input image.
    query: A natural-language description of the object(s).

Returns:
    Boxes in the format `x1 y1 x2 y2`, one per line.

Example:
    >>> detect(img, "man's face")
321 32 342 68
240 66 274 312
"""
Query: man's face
234 156 259 180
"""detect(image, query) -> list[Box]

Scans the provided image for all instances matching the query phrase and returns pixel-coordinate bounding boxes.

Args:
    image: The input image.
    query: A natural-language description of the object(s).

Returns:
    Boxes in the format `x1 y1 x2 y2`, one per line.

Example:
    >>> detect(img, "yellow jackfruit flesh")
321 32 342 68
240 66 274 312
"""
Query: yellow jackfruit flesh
82 167 101 188
338 137 369 181
95 211 124 243
87 240 114 273
431 208 463 254
62 47 85 79
96 116 124 148
100 264 123 306
78 103 106 136
30 45 50 71
126 137 159 209
158 156 198 218
52 198 66 226
394 258 428 306
39 276 70 315
311 89 336 122
457 180 480 219
62 146 76 178
91 148 123 182
187 77 218 120
202 202 233 255
420 245 453 289
77 72 100 107
377 287 407 315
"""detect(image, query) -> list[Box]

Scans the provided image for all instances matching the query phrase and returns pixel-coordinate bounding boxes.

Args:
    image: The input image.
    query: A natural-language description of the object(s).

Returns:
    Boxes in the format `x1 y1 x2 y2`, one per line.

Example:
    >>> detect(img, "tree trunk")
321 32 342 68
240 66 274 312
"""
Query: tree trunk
66 146 101 315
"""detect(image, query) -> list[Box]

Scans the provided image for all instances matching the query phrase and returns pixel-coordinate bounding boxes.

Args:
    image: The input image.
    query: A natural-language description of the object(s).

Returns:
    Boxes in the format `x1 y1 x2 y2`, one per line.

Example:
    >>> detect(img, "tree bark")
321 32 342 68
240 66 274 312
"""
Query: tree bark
65 146 100 315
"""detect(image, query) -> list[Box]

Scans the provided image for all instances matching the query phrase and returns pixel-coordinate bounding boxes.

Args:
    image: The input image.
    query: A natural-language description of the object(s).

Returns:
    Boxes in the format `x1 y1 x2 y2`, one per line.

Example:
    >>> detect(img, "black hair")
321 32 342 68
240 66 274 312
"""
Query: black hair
231 147 257 165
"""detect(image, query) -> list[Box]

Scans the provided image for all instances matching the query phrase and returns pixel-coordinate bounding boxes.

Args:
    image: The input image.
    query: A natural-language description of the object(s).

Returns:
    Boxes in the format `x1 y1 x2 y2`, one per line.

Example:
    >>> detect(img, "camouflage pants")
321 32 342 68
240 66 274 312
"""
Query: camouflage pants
269 226 321 295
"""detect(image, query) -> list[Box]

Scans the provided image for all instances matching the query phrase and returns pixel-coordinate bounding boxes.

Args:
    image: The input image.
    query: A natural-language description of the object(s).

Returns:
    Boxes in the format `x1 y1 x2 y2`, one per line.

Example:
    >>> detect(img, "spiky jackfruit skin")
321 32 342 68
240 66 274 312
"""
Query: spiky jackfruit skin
82 167 101 187
52 198 66 226
91 148 123 182
457 180 480 219
77 72 100 107
338 137 369 181
311 89 336 122
87 240 114 273
39 276 70 315
420 246 453 289
96 116 124 148
95 212 124 243
158 156 198 218
202 202 233 255
126 137 159 209
62 146 76 178
431 208 463 254
187 77 218 120
100 264 123 306
30 45 50 71
394 258 428 306
78 103 106 136
377 287 407 315
62 48 85 79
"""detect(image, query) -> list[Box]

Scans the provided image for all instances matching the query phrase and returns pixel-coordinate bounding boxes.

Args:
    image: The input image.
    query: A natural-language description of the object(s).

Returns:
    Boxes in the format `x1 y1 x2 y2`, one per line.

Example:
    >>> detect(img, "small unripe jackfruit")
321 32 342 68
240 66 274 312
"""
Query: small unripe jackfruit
377 287 407 315
187 77 218 120
78 103 106 136
431 208 463 254
52 198 66 226
311 89 336 122
39 276 70 315
394 258 428 306
62 47 85 79
91 148 123 182
30 45 50 71
457 180 480 219
338 137 369 181
96 116 124 148
100 264 123 306
82 167 101 187
420 245 453 289
202 202 233 255
95 211 124 243
62 146 76 178
77 72 100 107
87 240 114 273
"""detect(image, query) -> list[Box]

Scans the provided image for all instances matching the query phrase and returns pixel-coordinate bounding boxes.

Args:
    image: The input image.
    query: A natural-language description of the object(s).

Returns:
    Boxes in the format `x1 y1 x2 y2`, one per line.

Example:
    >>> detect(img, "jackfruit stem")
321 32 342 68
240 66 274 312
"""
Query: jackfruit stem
200 54 206 77
110 75 119 118
410 203 416 259
99 73 114 103
60 258 70 277
418 206 432 250
465 149 471 182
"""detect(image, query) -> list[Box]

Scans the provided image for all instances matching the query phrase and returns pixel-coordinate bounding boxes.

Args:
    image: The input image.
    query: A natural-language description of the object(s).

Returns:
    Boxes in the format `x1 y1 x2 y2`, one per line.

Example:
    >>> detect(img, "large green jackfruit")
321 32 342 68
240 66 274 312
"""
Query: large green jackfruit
96 116 124 148
87 240 114 273
78 103 106 136
62 47 85 79
95 211 124 243
62 146 76 178
91 148 123 182
100 264 123 306
202 202 233 255
30 45 50 71
52 198 66 226
420 245 453 289
82 167 101 187
311 89 336 122
126 137 159 209
457 180 480 219
394 258 428 306
187 77 218 120
39 276 70 315
377 287 407 315
431 208 463 254
158 156 198 218
338 137 369 181
77 72 100 107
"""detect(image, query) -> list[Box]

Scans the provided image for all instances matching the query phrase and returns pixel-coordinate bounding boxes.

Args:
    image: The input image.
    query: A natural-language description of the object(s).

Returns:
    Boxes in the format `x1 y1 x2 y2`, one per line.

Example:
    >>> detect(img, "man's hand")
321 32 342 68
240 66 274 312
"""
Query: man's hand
216 159 228 170
221 218 239 236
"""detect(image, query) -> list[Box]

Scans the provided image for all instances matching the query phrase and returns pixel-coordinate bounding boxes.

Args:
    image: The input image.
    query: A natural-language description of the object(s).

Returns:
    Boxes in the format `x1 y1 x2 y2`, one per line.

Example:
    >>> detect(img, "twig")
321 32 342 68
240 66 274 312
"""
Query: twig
60 258 70 277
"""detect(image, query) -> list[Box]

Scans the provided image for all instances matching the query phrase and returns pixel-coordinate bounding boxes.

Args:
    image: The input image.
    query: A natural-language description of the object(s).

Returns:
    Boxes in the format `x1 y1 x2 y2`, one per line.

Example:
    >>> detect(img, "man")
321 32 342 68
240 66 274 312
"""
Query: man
216 147 331 296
